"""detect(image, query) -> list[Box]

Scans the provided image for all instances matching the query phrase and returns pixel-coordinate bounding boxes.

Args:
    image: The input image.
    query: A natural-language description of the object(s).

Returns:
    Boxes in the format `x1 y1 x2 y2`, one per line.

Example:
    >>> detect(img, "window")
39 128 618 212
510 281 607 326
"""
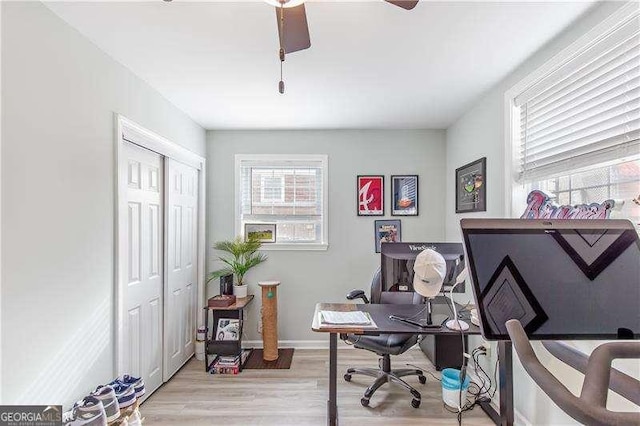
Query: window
527 159 640 224
507 3 640 224
236 155 328 249
260 174 285 203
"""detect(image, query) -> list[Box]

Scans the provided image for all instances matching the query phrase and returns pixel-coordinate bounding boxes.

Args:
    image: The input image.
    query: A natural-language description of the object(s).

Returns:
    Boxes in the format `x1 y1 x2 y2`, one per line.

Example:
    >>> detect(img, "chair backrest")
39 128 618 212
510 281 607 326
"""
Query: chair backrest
370 267 423 305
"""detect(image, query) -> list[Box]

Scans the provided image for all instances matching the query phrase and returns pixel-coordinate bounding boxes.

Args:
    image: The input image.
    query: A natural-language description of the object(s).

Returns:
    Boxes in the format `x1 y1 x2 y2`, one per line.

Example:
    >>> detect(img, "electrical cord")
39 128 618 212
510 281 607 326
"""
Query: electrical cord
471 350 490 395
445 345 500 425
444 283 468 425
402 346 497 425
405 363 441 382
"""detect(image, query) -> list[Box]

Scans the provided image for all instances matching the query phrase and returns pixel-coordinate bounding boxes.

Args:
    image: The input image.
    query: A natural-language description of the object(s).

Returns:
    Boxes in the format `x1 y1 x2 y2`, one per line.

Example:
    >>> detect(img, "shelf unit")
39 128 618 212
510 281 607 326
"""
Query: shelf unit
203 295 254 373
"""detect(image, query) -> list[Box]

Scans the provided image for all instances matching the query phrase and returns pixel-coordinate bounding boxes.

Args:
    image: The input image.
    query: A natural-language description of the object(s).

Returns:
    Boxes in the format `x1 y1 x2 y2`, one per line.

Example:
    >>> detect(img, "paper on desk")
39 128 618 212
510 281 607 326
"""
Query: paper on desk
320 310 373 325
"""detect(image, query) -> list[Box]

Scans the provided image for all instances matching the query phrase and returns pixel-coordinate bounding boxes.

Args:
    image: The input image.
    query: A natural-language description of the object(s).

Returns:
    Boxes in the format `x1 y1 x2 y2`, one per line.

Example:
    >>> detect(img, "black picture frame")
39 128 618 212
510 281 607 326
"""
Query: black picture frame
455 157 486 213
391 175 419 216
374 219 401 253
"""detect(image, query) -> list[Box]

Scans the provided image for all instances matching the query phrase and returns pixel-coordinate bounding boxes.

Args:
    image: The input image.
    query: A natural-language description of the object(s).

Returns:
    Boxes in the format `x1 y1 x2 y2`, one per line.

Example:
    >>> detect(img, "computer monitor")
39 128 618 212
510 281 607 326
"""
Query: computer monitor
380 242 466 294
460 219 640 340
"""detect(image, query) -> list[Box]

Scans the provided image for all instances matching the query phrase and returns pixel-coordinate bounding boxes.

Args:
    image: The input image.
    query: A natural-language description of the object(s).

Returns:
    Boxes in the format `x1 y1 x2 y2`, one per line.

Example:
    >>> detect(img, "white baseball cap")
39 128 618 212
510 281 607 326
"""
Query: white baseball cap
413 249 446 298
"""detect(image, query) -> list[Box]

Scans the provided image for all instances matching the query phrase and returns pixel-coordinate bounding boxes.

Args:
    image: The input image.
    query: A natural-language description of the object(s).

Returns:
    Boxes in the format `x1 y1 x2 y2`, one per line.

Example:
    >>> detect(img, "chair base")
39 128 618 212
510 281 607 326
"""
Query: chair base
344 356 426 408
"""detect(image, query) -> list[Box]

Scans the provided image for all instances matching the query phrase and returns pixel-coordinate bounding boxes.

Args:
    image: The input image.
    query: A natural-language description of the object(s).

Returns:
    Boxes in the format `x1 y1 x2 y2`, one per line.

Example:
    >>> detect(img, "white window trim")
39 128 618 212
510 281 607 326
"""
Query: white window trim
235 154 329 251
504 1 639 218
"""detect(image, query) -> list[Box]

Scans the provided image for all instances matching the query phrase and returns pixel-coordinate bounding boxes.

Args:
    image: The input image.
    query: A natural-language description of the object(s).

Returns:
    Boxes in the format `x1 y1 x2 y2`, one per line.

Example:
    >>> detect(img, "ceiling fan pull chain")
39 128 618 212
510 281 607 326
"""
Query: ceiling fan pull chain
278 2 285 94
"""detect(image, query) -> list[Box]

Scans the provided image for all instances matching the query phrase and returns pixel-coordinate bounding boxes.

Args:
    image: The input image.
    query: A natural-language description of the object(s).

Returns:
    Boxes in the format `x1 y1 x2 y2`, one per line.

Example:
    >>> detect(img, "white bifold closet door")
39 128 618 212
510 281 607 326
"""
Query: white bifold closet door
164 158 199 380
122 142 164 397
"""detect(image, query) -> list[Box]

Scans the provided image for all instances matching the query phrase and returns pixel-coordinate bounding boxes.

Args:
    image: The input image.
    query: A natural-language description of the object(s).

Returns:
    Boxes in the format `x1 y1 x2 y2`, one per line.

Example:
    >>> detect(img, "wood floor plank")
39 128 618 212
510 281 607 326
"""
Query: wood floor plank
141 348 493 425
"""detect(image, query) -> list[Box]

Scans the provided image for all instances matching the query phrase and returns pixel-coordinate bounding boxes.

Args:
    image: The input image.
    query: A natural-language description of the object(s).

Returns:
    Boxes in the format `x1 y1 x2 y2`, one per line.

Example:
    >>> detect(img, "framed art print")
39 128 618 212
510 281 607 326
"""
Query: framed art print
244 223 277 243
216 318 240 341
375 219 401 253
357 175 384 216
455 157 486 213
391 175 418 216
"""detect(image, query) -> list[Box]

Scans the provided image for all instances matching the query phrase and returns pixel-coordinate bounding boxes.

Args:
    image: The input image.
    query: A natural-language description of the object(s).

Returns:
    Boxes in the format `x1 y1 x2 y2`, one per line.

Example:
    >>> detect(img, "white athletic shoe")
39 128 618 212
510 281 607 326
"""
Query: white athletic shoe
91 385 121 423
63 396 107 426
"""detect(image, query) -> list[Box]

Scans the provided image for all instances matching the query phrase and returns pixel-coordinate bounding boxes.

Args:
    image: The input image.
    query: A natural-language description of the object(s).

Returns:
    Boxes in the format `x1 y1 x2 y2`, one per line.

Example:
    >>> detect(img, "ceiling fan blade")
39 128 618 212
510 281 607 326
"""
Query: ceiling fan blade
384 0 419 10
275 4 311 54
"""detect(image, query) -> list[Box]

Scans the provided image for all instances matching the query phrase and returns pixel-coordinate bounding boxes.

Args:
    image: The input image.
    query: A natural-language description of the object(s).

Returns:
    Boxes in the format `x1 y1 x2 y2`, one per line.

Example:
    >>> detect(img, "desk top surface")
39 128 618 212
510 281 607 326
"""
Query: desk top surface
311 302 481 335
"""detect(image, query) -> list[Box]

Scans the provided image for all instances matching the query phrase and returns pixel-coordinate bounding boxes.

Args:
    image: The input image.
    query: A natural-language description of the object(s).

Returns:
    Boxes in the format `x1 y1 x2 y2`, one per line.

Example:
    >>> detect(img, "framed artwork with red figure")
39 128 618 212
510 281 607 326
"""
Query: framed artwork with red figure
357 175 384 216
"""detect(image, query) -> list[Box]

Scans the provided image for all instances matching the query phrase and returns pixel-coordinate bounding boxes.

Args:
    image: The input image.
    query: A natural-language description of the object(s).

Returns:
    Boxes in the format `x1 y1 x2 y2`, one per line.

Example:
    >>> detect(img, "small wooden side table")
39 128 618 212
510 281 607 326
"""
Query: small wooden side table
258 281 280 361
203 295 254 373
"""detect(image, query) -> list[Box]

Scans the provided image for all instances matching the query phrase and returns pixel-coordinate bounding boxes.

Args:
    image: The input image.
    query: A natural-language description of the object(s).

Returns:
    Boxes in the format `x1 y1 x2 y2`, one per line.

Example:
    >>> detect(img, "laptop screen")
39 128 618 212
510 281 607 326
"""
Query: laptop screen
461 219 640 340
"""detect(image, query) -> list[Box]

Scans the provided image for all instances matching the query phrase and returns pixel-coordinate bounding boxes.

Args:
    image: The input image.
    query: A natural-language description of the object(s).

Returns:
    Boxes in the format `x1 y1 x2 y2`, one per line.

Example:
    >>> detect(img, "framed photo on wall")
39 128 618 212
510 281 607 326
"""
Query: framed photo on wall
455 157 486 213
391 175 418 216
374 219 401 253
244 223 277 243
357 175 384 216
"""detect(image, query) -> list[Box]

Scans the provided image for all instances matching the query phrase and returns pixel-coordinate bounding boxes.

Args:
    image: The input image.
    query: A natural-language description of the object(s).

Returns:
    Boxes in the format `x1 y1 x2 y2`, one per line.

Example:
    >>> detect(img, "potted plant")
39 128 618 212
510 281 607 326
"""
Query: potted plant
207 236 267 298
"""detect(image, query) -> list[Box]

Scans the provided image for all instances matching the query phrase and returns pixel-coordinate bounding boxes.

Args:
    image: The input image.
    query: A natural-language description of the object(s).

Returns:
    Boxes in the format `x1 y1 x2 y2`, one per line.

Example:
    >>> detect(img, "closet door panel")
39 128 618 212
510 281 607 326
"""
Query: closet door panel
121 141 164 397
164 159 199 380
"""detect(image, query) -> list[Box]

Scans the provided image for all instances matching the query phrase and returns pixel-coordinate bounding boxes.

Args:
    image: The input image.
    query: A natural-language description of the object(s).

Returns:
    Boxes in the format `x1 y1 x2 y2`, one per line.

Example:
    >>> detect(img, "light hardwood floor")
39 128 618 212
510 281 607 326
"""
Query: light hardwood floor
141 348 493 425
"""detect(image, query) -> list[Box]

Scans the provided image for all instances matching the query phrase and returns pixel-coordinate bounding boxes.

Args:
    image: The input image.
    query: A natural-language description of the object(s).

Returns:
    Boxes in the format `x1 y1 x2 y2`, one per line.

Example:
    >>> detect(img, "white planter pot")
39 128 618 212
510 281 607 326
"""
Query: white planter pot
233 284 248 298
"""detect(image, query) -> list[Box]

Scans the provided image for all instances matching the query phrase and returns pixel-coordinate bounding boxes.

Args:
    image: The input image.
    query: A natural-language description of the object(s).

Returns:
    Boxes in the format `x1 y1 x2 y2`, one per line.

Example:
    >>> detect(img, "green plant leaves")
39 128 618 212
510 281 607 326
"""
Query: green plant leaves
207 236 267 286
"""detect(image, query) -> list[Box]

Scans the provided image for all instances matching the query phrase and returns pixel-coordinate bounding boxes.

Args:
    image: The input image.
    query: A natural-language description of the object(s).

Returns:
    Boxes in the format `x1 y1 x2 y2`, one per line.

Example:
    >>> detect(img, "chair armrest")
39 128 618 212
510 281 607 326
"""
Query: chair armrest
346 289 369 304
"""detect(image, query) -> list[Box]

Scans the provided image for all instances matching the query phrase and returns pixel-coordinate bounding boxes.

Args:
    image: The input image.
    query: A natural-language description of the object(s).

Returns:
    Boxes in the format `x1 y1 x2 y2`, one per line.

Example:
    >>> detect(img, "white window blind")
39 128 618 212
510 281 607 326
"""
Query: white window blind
236 155 328 247
515 12 640 182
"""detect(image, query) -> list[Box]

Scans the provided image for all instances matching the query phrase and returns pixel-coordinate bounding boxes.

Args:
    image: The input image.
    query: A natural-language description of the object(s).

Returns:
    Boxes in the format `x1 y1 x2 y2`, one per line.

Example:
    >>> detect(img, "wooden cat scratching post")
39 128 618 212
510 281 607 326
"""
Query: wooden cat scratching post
259 280 280 361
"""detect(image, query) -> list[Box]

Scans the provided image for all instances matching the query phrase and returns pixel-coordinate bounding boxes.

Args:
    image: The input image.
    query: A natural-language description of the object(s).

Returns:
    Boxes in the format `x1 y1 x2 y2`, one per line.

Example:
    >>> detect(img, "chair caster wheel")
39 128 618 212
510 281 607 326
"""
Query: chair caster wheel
344 374 352 382
361 398 370 407
418 375 426 384
411 398 421 408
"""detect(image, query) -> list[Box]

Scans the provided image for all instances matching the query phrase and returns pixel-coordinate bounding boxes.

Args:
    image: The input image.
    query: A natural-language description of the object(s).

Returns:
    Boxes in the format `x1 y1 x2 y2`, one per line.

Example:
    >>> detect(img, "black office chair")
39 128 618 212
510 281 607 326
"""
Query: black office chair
343 268 426 408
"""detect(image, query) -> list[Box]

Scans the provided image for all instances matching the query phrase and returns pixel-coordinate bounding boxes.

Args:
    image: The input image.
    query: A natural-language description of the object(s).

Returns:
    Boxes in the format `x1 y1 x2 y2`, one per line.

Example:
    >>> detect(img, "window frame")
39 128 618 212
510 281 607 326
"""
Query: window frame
234 154 329 251
504 2 639 218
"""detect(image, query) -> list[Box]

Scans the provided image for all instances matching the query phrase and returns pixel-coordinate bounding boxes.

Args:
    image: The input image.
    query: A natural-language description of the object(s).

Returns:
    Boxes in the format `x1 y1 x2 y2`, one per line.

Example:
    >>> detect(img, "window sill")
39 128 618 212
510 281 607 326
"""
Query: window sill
260 243 329 251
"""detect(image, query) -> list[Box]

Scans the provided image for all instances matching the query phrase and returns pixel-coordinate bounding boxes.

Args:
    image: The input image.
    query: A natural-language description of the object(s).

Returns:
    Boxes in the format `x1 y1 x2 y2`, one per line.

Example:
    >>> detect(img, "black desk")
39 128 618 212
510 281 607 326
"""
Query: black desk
312 302 513 426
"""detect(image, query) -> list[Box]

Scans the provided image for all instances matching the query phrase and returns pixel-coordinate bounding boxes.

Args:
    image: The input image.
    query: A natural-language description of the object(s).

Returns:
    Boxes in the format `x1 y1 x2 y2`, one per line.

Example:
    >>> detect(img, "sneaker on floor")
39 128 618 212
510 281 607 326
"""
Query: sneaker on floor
91 385 120 423
107 382 137 410
63 396 107 426
116 375 145 399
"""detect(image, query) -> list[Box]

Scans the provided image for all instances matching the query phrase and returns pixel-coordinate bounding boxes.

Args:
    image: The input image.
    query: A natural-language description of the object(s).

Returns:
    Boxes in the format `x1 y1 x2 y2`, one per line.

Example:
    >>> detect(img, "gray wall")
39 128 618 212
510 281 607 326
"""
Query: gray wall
1 2 205 406
207 130 446 342
444 2 638 424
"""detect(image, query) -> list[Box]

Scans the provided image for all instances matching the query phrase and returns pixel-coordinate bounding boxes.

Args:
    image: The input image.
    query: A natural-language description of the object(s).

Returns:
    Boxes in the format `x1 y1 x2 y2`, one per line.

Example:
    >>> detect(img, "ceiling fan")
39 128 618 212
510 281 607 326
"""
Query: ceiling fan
267 0 420 93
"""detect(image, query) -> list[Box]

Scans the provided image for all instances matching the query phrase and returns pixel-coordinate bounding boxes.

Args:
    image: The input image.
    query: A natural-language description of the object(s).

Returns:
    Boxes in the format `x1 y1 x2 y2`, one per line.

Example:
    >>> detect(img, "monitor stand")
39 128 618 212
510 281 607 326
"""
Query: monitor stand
389 299 449 329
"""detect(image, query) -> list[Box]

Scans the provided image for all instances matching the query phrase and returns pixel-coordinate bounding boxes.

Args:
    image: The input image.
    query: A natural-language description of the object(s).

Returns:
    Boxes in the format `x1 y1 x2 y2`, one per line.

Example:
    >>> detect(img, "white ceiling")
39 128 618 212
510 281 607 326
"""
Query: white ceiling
45 1 596 129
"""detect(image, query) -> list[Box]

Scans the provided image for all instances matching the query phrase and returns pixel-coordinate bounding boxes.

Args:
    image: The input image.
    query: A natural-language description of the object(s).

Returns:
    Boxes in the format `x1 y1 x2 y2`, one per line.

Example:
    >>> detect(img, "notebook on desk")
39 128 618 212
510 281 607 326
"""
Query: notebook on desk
318 310 378 329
